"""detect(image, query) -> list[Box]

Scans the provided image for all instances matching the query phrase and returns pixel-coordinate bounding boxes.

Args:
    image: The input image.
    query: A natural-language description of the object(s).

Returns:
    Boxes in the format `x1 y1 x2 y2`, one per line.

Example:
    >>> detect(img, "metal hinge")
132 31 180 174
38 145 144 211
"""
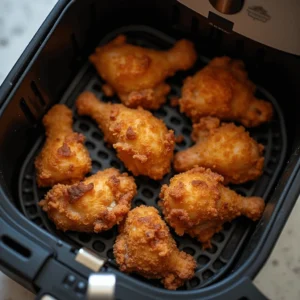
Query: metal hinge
87 273 116 300
40 296 57 300
75 248 116 299
75 248 106 272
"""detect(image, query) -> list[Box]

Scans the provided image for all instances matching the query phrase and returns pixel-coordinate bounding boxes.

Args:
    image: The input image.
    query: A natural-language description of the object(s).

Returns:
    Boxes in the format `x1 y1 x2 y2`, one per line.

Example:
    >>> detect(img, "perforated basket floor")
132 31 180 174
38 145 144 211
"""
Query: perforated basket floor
18 26 287 290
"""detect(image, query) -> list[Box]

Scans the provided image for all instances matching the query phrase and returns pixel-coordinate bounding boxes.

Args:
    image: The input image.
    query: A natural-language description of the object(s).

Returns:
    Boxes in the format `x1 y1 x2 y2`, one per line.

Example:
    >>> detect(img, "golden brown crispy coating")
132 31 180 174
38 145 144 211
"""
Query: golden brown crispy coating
174 117 264 184
179 57 273 127
35 105 91 187
160 167 265 248
76 92 175 180
39 168 137 232
90 35 197 110
114 206 196 290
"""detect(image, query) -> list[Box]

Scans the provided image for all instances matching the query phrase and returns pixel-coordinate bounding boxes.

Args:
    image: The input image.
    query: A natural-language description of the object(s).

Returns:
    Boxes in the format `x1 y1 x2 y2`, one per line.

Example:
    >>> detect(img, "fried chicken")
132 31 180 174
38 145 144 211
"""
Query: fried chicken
174 117 264 184
39 168 137 232
179 56 273 127
160 167 265 248
76 91 175 180
35 104 91 187
114 206 196 290
90 35 197 110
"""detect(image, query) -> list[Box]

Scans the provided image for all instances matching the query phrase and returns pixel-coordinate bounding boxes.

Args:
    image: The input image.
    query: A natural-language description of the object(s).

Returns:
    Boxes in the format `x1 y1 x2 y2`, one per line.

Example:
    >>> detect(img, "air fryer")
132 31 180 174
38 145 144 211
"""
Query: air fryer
0 1 300 299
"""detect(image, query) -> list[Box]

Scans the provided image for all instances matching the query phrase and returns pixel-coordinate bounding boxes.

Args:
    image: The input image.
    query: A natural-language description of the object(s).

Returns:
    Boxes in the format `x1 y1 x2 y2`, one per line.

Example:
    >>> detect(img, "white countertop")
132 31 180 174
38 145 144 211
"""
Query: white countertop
0 0 299 299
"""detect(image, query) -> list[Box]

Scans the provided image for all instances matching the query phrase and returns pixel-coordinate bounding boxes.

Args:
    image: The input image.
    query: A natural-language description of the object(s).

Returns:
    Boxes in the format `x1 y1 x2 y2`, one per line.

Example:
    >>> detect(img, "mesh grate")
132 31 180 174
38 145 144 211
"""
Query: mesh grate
18 26 287 290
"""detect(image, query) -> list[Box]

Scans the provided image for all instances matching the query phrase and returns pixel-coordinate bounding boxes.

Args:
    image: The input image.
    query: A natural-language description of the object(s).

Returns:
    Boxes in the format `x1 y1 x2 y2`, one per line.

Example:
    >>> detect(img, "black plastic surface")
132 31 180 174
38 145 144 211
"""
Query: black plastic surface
34 259 88 300
110 267 269 300
18 26 287 291
0 218 51 282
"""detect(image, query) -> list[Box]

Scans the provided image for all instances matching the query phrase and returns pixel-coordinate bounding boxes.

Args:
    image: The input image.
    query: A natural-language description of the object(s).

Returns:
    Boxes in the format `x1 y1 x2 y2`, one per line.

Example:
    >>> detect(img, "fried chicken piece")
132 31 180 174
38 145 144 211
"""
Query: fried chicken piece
179 56 273 127
90 35 197 110
35 104 91 187
174 117 264 184
76 91 175 180
39 168 137 232
160 167 265 248
114 206 196 290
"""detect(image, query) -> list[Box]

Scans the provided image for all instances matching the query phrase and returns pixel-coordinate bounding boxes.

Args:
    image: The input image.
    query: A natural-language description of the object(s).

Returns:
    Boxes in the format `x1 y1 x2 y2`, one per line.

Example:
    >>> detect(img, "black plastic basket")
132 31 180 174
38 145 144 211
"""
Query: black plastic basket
1 1 300 299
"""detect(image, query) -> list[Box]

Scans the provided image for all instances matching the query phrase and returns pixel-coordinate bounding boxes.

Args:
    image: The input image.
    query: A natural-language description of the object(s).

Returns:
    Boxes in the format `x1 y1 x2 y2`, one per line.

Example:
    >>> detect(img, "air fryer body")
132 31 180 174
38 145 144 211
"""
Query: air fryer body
0 1 300 299
179 0 300 55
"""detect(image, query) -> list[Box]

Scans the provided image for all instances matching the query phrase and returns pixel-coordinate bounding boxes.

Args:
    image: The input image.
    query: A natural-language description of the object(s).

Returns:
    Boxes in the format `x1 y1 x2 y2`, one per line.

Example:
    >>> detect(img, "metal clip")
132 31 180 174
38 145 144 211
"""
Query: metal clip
87 273 116 300
40 295 57 300
75 248 106 272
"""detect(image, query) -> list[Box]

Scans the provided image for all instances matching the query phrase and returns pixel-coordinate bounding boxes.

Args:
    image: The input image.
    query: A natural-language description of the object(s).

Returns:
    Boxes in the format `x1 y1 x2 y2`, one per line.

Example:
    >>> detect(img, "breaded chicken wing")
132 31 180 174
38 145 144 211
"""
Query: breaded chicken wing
160 167 265 248
179 57 273 127
35 104 91 187
174 117 264 184
114 206 196 290
39 168 137 232
76 92 175 180
90 35 197 110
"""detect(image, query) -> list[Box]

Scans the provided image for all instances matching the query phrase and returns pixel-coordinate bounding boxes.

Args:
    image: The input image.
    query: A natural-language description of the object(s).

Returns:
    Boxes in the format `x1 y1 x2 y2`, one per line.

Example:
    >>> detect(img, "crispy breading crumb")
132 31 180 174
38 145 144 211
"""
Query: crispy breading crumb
67 182 94 203
175 135 184 144
170 96 179 107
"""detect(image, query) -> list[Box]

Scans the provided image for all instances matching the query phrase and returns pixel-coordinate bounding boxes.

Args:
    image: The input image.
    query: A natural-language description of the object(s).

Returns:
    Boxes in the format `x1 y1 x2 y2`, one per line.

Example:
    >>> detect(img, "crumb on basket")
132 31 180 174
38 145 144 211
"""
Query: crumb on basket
170 96 179 107
175 135 184 144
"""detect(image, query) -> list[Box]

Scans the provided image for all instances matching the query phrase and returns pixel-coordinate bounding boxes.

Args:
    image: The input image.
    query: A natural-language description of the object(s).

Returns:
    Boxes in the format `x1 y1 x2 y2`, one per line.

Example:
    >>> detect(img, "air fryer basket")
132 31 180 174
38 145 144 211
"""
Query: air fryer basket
19 26 287 291
1 1 300 300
